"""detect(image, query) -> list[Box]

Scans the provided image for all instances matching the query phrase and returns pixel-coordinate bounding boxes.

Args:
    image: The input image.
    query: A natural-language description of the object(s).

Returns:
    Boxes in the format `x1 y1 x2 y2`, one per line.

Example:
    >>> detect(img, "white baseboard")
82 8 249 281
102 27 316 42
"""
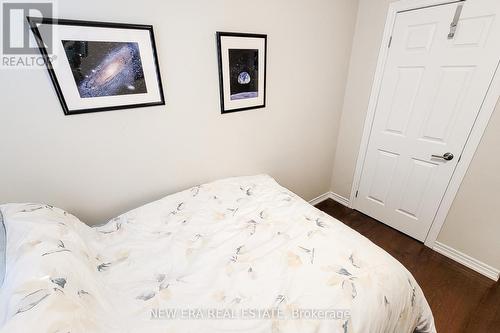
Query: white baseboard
309 192 351 208
433 241 499 281
308 192 333 206
329 192 351 207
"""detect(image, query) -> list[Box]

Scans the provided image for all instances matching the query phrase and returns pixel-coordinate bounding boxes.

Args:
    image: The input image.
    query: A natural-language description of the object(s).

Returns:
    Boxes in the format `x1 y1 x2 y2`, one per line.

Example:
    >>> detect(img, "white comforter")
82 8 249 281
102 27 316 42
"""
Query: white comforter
0 175 435 333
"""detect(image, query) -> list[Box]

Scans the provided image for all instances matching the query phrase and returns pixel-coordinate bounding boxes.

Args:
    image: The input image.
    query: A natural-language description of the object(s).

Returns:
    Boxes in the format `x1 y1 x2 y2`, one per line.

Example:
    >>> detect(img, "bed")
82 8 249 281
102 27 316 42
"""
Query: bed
0 175 435 332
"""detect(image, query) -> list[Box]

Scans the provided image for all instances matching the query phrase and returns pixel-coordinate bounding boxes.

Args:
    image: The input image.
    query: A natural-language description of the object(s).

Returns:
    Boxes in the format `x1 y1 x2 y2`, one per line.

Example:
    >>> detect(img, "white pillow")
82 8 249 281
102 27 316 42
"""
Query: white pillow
0 204 115 331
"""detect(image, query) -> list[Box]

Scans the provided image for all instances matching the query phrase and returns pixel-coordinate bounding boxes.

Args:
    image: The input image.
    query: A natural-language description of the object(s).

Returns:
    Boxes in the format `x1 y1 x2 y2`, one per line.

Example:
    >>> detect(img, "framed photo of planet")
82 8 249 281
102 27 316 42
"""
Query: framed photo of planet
27 17 165 115
216 32 267 114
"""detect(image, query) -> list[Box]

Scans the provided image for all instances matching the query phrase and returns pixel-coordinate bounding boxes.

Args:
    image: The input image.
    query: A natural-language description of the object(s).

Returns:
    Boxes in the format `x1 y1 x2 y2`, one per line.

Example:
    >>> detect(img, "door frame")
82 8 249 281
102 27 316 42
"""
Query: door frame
350 0 500 247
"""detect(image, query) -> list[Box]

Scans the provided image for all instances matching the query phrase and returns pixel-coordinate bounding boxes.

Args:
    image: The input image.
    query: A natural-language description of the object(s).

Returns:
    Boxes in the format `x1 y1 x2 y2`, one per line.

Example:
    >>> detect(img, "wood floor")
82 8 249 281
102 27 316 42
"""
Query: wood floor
315 199 500 333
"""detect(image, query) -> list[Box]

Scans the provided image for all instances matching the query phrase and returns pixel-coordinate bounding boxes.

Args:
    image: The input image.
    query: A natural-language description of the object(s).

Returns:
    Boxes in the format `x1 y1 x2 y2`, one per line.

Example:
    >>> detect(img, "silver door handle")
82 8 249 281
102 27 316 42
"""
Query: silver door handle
431 152 454 161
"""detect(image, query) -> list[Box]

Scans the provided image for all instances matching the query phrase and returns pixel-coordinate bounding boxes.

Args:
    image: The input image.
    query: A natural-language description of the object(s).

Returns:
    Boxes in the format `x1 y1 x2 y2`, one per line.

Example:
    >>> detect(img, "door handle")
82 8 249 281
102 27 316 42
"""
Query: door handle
431 152 454 161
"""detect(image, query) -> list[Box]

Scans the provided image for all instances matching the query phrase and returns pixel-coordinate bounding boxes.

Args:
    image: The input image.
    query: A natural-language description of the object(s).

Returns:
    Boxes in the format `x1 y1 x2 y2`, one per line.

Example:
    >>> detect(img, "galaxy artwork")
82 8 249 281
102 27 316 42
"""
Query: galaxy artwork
28 17 165 115
62 41 147 98
228 49 258 101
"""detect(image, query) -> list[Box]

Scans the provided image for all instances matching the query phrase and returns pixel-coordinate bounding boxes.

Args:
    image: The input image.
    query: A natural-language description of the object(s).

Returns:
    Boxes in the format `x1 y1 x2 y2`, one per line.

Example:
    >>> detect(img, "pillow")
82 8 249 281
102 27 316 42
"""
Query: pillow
0 204 115 331
0 209 5 287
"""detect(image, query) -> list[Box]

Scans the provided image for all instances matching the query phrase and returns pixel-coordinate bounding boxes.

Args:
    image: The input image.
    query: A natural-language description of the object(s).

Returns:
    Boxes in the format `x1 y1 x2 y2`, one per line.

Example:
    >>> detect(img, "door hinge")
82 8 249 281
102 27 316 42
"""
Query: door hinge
388 36 393 48
355 190 359 198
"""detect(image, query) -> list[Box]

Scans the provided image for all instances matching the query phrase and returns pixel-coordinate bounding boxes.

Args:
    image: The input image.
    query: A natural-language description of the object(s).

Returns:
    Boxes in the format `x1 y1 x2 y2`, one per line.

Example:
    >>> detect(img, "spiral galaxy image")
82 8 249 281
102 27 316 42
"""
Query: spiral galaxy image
62 40 148 98
229 49 259 100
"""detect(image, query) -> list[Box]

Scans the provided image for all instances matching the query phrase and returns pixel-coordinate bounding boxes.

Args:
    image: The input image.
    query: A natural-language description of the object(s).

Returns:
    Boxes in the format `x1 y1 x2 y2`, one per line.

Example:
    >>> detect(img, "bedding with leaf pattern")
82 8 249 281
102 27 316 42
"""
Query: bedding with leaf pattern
0 175 435 332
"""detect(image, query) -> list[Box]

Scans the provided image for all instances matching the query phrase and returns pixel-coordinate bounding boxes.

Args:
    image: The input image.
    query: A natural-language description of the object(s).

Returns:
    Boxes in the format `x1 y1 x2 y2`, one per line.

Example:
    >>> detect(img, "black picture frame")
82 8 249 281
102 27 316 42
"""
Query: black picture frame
216 32 267 114
27 17 165 115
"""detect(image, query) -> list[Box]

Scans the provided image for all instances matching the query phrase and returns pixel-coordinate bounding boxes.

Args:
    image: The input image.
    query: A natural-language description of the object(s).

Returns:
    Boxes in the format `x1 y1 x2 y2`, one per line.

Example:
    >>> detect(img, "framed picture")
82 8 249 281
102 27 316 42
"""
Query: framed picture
216 32 267 114
27 17 165 115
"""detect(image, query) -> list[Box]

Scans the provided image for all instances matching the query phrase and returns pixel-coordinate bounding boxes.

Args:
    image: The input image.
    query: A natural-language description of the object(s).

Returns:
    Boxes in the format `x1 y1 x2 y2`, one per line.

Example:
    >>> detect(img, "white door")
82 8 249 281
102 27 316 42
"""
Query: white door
355 1 500 241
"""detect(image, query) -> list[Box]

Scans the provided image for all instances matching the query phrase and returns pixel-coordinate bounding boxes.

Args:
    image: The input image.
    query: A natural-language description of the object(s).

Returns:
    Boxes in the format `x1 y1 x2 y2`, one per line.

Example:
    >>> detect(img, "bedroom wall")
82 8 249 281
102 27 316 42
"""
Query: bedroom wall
330 0 500 269
0 0 359 224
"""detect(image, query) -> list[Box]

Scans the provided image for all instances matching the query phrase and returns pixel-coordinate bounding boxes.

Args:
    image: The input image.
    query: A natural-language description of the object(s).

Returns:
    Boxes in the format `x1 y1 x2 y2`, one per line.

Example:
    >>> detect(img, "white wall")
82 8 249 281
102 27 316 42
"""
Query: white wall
331 0 393 199
0 0 359 224
331 0 500 269
437 100 500 269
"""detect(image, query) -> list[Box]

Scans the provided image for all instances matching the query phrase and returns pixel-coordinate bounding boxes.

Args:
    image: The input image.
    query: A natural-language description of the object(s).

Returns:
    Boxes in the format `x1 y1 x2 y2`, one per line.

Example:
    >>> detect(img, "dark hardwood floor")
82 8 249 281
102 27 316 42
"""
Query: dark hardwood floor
315 199 500 333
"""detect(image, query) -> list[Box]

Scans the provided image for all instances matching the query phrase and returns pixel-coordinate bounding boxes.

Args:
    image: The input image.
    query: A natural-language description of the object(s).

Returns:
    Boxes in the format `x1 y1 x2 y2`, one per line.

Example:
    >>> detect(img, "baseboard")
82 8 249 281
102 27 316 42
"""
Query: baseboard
309 192 351 208
308 192 333 206
433 241 499 281
329 192 351 207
